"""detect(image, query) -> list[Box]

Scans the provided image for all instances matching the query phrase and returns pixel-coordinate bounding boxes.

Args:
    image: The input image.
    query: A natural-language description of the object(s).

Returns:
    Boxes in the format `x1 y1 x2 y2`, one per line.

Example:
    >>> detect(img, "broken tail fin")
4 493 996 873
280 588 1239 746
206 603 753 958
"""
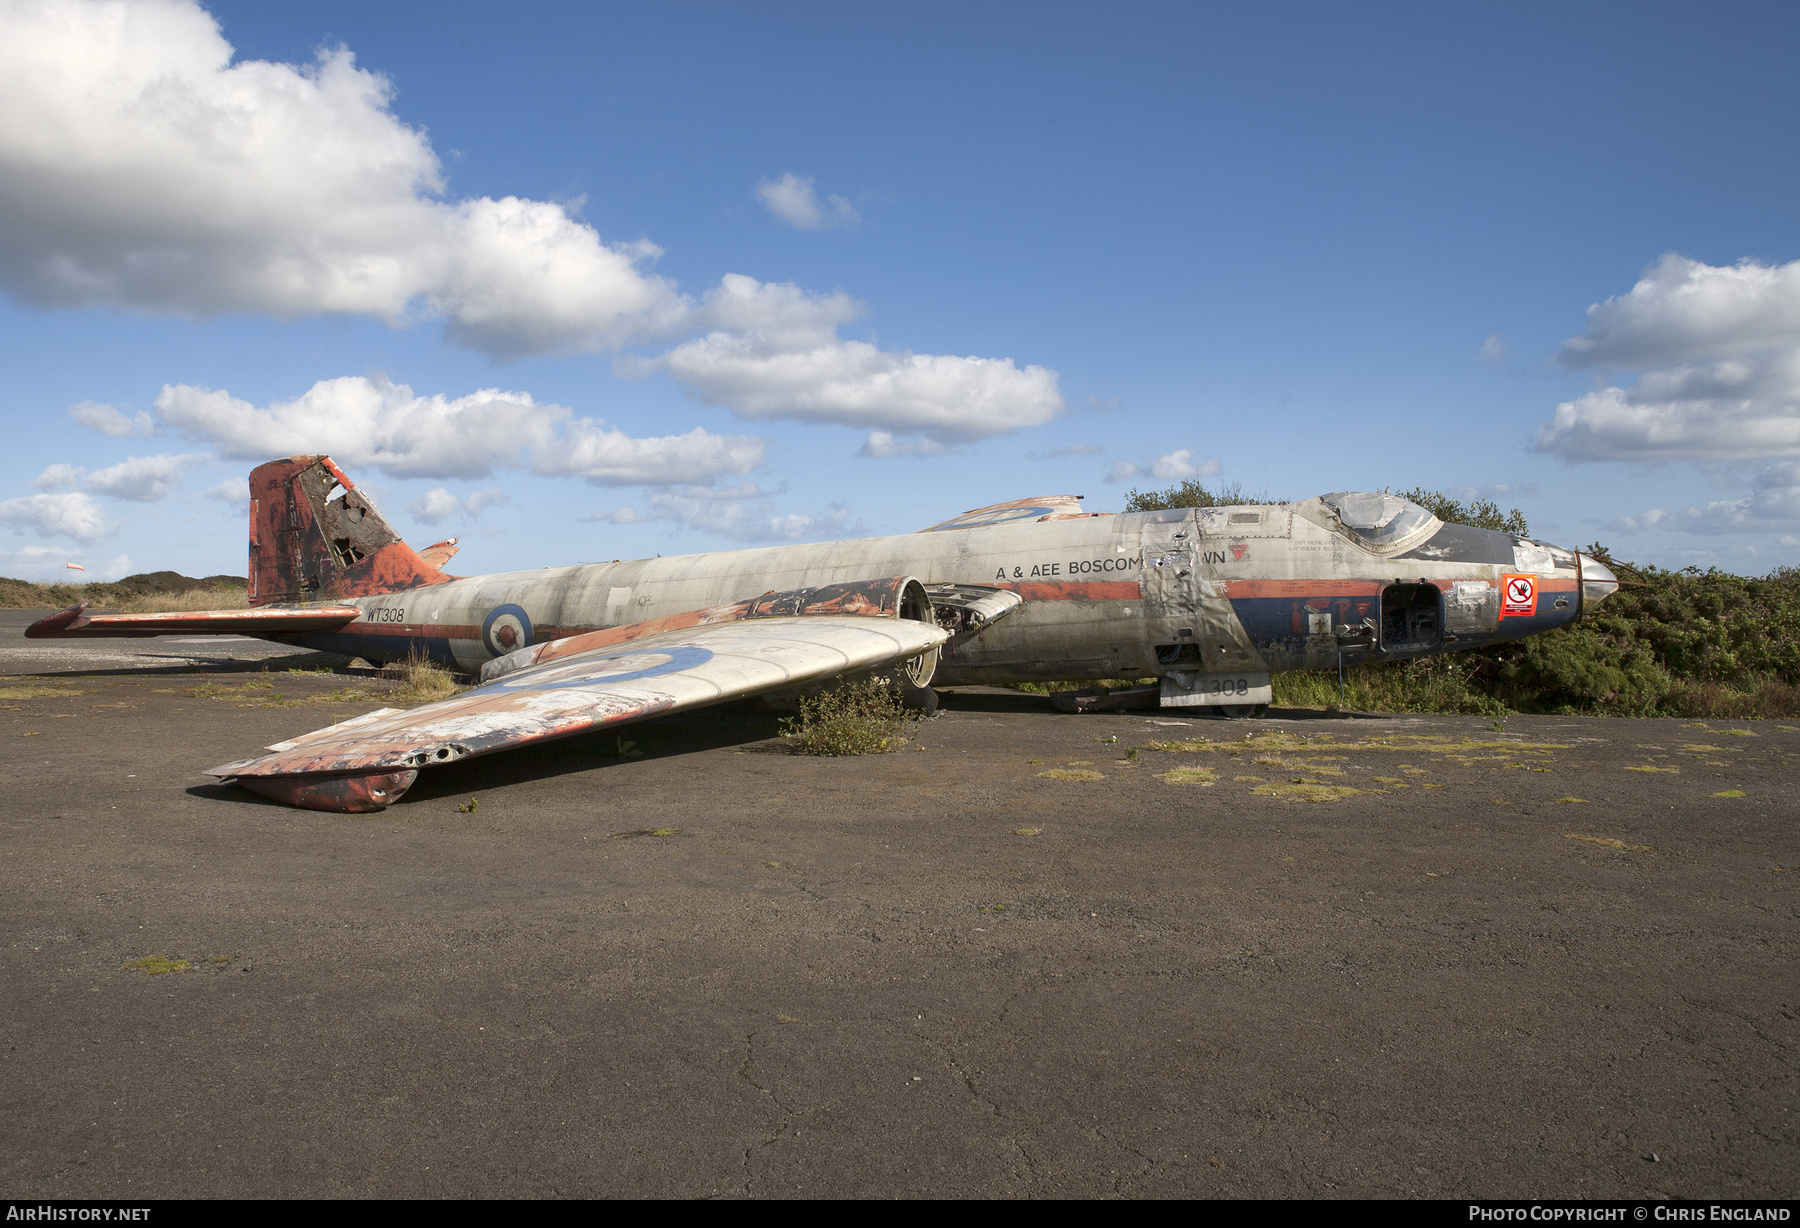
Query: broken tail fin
247 456 457 606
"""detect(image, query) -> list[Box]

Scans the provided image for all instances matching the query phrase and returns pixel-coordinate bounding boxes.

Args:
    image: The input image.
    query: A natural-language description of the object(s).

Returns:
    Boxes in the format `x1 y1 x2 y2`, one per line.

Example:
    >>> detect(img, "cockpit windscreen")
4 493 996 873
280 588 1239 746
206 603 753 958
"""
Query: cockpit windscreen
1321 492 1438 547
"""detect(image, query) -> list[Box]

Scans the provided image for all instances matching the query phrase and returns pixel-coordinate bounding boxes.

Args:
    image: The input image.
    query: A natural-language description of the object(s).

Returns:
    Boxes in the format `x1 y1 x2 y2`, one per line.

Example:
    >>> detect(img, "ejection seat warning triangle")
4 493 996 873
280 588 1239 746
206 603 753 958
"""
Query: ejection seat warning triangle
1499 573 1538 619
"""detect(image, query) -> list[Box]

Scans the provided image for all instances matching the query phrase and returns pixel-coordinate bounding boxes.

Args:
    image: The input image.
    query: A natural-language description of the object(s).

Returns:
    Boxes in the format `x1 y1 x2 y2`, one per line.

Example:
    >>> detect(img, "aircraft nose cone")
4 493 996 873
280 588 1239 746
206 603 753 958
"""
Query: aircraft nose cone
1579 554 1620 613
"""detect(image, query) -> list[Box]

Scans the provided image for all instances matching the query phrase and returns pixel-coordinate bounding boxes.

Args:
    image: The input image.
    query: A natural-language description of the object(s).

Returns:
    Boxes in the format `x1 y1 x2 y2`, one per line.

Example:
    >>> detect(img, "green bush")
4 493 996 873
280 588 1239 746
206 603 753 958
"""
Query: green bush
1123 479 1284 512
1272 654 1509 717
1473 561 1800 717
780 678 921 755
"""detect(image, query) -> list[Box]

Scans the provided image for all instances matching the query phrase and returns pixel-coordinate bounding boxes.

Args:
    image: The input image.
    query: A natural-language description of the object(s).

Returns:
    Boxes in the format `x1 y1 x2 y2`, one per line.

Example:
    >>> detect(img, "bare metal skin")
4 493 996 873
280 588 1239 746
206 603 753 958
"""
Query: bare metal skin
273 483 1618 698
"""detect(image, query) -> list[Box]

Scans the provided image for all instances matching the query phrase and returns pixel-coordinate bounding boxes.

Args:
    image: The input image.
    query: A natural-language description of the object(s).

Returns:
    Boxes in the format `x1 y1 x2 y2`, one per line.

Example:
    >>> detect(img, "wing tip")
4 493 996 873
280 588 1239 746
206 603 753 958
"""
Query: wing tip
212 768 420 813
25 603 88 638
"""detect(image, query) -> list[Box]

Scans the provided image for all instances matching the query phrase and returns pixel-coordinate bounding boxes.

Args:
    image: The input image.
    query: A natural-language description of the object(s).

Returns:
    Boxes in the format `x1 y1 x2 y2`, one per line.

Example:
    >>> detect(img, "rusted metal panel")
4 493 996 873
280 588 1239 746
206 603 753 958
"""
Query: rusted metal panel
417 538 461 570
233 769 419 813
246 456 452 606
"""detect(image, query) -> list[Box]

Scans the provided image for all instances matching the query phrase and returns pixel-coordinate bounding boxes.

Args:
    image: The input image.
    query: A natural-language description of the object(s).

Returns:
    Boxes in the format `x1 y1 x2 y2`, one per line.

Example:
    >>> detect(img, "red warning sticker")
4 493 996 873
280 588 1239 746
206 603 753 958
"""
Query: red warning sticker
1499 573 1538 619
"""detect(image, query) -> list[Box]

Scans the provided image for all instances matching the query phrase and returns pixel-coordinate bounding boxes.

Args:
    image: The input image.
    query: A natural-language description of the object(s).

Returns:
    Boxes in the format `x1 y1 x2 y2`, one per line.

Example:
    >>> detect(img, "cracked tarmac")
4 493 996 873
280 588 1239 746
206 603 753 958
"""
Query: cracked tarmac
1 612 1795 1197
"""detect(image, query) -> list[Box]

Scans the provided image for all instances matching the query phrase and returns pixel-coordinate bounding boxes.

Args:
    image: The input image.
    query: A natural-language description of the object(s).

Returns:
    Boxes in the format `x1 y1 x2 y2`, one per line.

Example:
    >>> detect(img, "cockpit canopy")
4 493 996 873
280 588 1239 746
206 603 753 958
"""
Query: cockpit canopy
1321 492 1439 549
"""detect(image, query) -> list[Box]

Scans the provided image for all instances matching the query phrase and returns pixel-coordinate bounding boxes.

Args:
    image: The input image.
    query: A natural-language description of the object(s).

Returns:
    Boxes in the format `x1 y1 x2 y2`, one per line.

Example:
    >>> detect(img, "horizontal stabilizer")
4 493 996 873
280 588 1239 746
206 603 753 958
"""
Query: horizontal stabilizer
26 603 364 640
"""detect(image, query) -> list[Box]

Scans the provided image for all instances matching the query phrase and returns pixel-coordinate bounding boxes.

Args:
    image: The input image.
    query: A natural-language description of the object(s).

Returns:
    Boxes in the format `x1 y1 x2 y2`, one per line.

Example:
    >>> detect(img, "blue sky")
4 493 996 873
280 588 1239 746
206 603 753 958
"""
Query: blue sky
2 0 1796 581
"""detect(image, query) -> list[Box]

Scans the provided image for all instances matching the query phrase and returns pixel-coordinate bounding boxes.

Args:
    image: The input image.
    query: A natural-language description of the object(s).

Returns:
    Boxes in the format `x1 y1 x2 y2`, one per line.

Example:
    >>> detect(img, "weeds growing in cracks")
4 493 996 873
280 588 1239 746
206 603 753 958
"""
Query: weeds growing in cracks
781 678 920 756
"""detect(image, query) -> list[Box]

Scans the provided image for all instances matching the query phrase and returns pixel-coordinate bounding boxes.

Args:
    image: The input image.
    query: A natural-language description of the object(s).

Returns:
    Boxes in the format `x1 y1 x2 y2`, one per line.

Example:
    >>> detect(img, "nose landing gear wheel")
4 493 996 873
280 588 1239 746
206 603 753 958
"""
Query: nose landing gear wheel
1216 704 1268 719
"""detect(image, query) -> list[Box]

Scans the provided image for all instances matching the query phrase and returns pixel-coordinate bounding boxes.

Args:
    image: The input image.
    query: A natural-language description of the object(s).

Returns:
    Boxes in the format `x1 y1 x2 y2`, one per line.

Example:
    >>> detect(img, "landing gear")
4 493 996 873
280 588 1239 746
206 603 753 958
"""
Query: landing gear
1215 704 1268 719
891 648 940 713
891 675 940 714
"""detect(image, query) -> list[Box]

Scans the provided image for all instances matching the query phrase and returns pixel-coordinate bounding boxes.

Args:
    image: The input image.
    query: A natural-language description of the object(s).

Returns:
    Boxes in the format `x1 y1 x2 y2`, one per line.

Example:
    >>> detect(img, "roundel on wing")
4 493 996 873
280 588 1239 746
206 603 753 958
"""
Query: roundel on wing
481 604 533 656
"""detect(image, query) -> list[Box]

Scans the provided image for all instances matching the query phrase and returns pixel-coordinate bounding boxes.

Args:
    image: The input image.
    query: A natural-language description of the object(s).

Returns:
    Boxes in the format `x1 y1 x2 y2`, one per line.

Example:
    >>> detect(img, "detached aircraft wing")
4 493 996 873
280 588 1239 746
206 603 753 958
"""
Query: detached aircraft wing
206 577 946 813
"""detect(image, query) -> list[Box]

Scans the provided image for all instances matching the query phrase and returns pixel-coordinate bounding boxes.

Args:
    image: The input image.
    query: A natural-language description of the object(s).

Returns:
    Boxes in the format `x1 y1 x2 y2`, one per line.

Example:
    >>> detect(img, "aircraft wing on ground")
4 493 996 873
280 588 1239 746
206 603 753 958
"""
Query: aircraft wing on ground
25 604 365 639
206 577 946 813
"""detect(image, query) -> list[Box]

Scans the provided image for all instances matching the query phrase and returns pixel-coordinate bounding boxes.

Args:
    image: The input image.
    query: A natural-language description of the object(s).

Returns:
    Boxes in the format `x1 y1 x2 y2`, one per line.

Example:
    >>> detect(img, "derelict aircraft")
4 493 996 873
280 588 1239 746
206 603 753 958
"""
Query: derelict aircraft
28 455 1620 813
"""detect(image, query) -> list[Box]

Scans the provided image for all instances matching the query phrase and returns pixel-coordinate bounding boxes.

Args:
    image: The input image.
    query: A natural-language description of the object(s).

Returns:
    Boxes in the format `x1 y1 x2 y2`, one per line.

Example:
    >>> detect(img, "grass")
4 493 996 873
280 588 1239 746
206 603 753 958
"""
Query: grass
0 570 245 609
123 955 189 975
1271 654 1509 717
1566 833 1652 852
0 681 84 699
382 650 463 706
781 677 920 756
115 587 249 613
1250 781 1364 802
1149 730 1569 757
180 651 463 708
1159 766 1218 785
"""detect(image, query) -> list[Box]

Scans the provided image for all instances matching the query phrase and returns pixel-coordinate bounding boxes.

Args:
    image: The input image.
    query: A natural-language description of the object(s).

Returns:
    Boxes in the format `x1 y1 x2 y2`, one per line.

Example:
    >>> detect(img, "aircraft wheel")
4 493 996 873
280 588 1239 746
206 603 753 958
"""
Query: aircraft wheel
892 676 940 714
1216 703 1267 719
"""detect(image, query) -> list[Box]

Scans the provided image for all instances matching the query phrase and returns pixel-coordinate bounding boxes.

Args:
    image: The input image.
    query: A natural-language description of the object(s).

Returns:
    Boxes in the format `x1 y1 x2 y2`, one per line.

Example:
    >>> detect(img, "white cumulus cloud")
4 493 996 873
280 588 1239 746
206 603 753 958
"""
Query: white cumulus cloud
601 482 849 543
1535 255 1800 464
1609 461 1800 535
755 173 858 231
1105 449 1222 484
69 401 153 437
4 3 1068 437
580 506 641 525
1445 482 1538 502
0 491 115 544
648 274 1065 444
537 421 766 487
1026 442 1104 461
154 376 766 486
0 0 683 357
206 476 250 507
32 463 84 490
406 485 508 525
0 545 78 579
859 432 954 459
84 451 208 501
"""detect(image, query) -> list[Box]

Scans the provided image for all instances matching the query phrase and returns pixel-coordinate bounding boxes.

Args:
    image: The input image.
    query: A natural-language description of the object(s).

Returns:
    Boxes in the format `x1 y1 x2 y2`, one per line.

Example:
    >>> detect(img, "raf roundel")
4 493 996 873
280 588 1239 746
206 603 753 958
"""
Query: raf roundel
481 604 534 656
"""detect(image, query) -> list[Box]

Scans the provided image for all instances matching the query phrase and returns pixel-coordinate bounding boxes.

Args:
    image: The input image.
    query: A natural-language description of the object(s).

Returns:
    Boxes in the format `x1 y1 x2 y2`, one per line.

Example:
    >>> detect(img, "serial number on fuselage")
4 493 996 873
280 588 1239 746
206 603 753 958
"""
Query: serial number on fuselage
361 606 408 623
1200 677 1257 696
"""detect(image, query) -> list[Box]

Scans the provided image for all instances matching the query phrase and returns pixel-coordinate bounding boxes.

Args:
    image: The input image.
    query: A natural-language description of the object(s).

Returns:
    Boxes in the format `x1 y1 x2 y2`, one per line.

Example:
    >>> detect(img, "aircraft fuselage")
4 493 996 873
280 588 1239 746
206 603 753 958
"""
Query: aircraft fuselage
275 497 1608 694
